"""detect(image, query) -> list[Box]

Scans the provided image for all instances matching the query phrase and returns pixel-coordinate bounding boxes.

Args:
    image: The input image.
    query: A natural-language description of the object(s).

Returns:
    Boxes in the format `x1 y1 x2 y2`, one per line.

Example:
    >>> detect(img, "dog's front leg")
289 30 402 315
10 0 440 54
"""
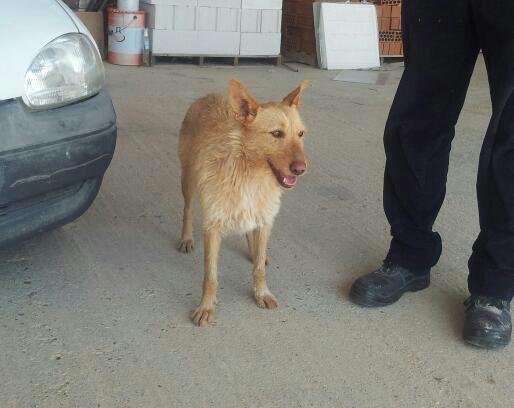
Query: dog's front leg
246 231 256 263
246 230 269 266
192 227 221 326
253 224 278 309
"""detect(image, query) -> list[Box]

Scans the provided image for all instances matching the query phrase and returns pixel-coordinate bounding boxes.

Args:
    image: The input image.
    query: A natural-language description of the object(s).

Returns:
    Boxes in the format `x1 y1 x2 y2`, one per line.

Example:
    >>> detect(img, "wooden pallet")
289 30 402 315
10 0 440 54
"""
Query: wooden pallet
150 54 282 67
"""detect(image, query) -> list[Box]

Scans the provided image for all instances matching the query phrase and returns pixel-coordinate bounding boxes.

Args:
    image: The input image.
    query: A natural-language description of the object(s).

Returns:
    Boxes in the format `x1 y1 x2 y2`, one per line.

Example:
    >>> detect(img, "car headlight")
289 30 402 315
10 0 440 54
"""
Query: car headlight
23 33 104 110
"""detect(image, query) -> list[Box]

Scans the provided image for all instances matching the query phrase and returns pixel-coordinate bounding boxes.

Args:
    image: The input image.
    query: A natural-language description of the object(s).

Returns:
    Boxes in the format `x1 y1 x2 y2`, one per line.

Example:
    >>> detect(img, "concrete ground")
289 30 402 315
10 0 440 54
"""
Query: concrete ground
1 56 513 408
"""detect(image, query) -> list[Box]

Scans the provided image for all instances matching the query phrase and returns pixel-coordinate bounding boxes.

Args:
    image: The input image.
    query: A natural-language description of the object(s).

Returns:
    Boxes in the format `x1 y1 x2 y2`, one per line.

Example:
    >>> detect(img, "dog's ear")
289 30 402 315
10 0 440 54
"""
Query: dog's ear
229 79 260 126
282 80 309 109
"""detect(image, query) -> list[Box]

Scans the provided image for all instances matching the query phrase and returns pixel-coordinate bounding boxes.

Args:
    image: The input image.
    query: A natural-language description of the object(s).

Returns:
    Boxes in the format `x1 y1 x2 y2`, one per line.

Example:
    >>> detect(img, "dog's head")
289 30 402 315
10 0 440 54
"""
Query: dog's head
229 79 309 189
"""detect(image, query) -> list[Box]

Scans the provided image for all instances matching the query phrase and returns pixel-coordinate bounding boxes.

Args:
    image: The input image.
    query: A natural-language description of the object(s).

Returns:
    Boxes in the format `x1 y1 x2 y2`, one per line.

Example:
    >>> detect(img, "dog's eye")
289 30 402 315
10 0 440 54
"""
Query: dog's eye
271 130 285 138
298 130 305 138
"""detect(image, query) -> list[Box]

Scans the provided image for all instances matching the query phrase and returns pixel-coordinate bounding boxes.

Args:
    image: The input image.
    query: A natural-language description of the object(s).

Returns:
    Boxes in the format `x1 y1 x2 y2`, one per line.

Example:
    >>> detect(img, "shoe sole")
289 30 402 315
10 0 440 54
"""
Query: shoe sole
349 276 430 307
464 330 511 350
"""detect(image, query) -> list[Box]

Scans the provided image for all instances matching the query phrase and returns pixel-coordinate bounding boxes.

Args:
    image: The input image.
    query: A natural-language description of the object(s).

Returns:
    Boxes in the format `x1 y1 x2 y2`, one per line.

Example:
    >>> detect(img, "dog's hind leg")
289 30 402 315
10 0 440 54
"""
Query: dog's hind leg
178 170 196 253
192 227 221 326
252 224 278 309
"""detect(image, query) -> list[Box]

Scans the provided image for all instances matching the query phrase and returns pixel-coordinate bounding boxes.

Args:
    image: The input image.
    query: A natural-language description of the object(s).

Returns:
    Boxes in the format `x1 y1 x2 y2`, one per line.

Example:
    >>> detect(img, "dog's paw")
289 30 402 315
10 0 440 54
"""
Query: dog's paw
255 291 278 309
178 238 195 253
191 304 215 327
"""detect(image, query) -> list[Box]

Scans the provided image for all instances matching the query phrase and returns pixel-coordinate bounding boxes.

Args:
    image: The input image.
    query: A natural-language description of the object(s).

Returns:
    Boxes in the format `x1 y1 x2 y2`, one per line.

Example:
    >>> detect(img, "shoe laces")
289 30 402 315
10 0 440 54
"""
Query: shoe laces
464 295 509 312
379 262 401 277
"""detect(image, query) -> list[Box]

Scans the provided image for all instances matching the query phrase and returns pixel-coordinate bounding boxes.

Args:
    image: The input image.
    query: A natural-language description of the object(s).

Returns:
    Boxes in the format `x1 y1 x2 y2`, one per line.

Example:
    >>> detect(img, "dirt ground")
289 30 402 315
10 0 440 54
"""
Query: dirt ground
1 57 513 408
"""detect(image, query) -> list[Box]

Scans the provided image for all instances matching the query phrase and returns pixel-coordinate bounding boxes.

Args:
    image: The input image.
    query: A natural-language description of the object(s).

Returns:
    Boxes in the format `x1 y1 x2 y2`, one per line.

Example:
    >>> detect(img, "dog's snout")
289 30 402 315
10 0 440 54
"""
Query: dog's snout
290 160 307 176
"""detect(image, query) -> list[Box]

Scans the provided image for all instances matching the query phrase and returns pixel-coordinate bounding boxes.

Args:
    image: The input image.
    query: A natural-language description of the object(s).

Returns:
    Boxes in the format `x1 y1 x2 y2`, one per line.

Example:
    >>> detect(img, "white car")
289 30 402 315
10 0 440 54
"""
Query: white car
0 0 116 247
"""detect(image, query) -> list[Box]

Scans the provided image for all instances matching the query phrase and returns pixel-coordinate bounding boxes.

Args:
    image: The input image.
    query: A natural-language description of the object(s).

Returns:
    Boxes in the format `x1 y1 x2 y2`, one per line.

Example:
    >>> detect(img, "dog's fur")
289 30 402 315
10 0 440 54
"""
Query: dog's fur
178 79 309 326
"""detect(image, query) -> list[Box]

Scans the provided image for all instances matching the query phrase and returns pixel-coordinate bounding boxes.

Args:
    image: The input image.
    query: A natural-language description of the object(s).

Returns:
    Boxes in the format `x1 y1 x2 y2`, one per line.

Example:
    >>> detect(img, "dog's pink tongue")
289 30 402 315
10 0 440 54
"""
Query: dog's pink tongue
284 175 298 187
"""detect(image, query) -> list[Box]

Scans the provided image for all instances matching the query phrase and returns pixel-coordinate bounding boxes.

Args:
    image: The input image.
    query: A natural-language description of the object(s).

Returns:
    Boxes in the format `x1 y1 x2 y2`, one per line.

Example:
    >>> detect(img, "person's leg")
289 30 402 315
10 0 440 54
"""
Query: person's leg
351 0 479 307
460 1 514 349
468 0 514 302
384 0 479 270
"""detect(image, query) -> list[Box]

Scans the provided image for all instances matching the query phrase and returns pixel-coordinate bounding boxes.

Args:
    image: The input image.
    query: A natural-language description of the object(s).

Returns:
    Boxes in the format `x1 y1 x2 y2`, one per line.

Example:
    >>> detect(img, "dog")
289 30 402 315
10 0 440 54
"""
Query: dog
178 79 309 326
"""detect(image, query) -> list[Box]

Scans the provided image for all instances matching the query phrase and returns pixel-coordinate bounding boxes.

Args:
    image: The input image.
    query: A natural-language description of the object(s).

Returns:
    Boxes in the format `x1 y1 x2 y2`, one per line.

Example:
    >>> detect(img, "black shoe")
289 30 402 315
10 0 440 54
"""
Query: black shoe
463 295 512 349
349 262 430 307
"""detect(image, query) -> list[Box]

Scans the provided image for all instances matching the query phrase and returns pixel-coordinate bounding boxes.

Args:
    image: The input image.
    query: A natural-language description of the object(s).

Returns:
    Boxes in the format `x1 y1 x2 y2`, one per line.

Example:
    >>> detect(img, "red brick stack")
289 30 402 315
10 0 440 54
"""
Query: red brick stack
281 0 319 66
281 1 403 65
376 0 403 56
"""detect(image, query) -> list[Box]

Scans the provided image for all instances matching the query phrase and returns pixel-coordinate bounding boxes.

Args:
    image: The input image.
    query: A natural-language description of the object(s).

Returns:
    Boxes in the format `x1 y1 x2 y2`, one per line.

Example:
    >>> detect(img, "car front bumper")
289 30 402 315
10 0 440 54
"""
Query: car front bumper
0 90 117 247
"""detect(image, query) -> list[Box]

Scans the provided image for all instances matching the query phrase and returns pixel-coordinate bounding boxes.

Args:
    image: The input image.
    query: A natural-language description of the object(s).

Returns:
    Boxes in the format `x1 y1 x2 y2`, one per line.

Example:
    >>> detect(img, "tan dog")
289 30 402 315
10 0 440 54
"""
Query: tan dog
178 79 309 326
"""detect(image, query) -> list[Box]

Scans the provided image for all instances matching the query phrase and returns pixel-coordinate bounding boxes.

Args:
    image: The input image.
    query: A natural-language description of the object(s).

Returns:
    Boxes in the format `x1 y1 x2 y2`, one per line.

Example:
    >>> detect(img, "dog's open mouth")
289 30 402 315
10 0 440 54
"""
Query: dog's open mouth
268 160 298 189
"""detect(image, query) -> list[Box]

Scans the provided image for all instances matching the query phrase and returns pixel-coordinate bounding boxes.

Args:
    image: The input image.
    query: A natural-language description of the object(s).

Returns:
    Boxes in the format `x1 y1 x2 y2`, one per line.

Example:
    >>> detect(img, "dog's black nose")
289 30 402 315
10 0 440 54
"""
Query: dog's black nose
290 161 307 175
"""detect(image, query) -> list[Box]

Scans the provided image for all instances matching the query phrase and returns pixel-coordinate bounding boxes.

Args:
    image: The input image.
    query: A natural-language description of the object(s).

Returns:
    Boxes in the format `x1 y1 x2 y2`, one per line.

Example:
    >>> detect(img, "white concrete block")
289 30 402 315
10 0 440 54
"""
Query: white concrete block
240 32 281 55
217 8 240 32
241 9 260 33
315 3 380 70
198 0 240 8
141 3 174 29
174 6 196 30
260 9 281 33
242 0 282 10
150 29 240 55
197 7 217 31
146 0 282 57
241 9 281 33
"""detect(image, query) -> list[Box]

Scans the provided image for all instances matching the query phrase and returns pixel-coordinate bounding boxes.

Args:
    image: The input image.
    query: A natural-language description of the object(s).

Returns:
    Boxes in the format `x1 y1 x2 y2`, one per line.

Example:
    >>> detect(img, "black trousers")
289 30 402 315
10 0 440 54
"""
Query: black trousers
384 0 514 301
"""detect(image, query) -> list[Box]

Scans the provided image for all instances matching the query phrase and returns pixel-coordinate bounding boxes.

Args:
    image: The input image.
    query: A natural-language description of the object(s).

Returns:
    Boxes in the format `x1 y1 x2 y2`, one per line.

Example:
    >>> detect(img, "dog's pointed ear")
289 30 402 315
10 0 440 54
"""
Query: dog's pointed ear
229 79 260 126
282 80 309 109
